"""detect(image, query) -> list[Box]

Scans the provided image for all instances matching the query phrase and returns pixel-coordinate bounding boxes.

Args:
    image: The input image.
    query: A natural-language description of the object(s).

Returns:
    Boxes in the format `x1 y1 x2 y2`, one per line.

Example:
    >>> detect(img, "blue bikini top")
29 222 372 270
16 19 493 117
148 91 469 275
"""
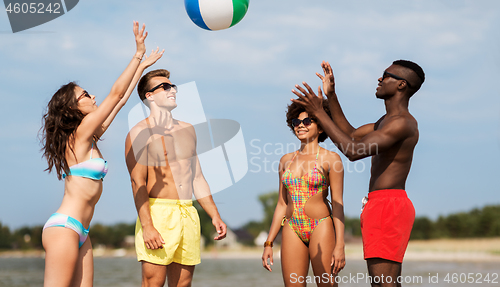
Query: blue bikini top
63 141 108 180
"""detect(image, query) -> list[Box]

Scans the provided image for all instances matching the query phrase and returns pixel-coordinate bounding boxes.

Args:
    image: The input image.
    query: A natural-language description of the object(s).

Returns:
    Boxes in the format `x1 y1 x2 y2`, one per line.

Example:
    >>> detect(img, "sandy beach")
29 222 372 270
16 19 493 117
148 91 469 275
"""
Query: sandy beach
404 238 500 262
2 240 500 287
199 238 500 262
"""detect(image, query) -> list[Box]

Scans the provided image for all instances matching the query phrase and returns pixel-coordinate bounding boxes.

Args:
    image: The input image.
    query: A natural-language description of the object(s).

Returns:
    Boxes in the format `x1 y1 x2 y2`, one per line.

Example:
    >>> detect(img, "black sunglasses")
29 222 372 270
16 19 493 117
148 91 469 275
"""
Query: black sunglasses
382 71 412 88
292 117 313 128
148 82 177 93
77 90 91 101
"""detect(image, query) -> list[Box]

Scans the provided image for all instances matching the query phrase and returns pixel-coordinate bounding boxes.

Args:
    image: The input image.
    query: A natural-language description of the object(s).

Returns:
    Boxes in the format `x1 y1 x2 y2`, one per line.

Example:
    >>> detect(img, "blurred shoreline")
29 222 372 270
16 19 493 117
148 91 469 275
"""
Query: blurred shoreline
1 237 499 262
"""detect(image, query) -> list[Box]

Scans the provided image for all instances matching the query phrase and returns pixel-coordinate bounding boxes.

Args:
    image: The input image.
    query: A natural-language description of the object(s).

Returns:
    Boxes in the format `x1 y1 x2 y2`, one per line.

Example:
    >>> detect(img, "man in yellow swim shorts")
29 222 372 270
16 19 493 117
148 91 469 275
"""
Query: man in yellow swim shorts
125 68 227 287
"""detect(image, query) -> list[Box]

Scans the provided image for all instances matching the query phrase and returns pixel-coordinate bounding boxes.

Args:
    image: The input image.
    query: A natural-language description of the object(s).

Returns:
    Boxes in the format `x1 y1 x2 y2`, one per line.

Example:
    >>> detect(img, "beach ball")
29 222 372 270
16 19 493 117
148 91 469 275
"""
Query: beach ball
185 0 249 31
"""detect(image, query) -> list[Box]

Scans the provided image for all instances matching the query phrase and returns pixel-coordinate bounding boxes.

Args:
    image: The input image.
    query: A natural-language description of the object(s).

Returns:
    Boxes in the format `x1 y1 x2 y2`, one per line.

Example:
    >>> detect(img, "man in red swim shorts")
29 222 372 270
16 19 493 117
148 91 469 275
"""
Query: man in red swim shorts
292 59 425 286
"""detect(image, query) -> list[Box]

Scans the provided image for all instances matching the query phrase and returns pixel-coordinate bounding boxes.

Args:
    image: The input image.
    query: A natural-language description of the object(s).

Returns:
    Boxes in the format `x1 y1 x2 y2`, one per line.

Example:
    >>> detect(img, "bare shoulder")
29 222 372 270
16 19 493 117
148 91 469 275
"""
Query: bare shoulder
127 119 149 140
386 113 417 126
382 113 418 137
280 151 296 162
176 120 193 128
320 148 342 163
279 152 296 169
319 148 343 173
176 120 196 134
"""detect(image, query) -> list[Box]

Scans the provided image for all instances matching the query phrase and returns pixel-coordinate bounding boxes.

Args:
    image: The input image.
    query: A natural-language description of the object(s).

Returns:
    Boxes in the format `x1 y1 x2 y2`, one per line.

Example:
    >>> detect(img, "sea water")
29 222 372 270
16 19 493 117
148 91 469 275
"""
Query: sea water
0 257 498 286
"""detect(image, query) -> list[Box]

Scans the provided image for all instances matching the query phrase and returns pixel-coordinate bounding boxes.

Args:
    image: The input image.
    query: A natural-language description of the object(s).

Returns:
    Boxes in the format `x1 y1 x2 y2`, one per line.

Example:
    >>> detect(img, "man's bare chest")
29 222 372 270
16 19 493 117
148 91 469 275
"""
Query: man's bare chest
146 130 196 164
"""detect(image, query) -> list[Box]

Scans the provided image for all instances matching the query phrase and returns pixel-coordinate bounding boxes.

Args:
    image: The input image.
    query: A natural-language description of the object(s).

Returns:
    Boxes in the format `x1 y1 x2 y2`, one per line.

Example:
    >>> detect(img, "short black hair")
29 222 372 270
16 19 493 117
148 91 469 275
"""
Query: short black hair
286 100 331 143
393 60 425 92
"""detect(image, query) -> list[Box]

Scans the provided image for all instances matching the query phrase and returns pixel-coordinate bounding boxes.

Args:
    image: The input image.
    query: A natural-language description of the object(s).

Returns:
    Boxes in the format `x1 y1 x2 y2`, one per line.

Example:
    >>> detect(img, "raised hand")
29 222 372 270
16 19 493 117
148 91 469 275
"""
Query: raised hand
133 21 148 56
140 47 165 69
316 61 335 97
291 82 325 117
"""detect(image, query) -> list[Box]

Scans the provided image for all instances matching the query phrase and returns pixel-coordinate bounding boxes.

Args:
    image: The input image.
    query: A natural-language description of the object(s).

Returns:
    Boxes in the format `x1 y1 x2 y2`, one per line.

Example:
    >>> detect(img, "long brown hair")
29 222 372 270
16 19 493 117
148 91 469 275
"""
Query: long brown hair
40 82 85 180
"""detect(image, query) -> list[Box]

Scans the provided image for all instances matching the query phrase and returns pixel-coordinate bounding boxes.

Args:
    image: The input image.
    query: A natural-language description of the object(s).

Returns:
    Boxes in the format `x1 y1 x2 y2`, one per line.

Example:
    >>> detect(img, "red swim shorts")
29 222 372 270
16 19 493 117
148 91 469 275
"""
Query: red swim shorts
360 189 415 263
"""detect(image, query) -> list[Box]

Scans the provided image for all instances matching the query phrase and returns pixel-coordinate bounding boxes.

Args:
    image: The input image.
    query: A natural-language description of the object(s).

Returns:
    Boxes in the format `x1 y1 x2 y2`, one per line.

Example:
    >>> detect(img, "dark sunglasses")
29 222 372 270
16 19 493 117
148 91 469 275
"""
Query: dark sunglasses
77 90 91 101
148 82 177 93
382 71 412 88
292 117 313 128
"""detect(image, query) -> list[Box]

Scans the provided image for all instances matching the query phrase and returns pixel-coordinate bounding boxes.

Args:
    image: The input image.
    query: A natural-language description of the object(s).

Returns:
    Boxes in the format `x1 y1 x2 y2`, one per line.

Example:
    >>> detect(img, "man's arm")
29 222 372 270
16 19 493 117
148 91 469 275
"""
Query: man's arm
192 153 227 240
189 128 227 240
292 83 413 161
316 61 357 137
314 61 377 140
326 91 377 141
125 130 165 249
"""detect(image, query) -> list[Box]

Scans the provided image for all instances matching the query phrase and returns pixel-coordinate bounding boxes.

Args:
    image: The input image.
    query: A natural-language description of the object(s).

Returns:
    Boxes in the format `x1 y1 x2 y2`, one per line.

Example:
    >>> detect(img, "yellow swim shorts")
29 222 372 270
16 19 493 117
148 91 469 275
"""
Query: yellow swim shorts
135 198 201 266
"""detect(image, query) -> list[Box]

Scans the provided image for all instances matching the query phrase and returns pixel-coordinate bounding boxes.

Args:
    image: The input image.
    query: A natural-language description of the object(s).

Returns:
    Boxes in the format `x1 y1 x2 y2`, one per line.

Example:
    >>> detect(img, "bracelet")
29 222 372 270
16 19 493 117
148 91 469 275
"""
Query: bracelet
263 241 273 248
134 56 142 61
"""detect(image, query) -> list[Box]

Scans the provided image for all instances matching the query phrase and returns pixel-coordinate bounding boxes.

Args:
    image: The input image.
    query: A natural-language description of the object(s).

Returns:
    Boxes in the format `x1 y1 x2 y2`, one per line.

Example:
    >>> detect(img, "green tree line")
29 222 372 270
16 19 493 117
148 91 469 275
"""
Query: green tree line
240 191 362 245
232 193 500 243
1 201 499 250
411 204 500 239
0 201 222 251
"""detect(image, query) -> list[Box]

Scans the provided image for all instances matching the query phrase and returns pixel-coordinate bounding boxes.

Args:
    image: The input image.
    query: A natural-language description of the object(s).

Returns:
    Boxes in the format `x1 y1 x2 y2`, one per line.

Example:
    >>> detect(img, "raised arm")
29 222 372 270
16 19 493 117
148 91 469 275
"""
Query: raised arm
292 84 414 161
125 127 165 250
97 47 164 137
328 152 345 274
262 154 290 272
316 61 356 136
76 21 147 142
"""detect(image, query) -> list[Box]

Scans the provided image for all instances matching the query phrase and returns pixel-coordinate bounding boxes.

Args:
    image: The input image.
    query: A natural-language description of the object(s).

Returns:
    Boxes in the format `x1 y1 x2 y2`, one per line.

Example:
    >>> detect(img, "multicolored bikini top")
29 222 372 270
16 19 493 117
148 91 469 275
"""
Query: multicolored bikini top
63 140 108 180
281 149 328 198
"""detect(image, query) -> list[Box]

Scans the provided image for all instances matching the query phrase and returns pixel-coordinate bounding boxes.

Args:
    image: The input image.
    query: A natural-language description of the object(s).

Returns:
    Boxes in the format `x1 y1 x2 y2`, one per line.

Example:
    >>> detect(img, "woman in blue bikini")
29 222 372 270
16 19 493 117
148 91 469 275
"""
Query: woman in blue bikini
40 22 163 287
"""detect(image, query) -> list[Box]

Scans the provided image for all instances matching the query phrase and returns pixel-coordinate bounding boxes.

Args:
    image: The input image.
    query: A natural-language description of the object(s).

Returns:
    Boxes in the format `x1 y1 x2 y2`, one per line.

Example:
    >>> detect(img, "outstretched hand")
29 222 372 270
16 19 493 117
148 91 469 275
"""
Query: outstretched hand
316 61 335 97
140 47 165 69
133 21 147 56
291 82 325 117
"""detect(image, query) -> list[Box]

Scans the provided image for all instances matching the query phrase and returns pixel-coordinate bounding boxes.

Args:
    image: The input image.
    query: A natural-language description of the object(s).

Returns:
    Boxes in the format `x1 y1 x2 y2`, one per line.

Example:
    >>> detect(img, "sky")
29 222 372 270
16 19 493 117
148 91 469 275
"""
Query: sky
0 0 499 230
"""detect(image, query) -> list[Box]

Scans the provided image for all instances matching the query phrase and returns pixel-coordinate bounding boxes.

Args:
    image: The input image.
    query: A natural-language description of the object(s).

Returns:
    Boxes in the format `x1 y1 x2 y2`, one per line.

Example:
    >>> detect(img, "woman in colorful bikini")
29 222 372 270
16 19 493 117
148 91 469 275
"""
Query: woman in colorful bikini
40 22 163 287
262 100 346 287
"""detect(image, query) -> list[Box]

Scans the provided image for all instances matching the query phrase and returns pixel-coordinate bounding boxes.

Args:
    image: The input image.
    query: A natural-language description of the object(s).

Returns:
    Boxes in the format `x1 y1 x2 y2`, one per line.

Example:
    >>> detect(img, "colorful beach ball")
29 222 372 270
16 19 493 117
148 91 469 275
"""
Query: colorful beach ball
185 0 249 31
